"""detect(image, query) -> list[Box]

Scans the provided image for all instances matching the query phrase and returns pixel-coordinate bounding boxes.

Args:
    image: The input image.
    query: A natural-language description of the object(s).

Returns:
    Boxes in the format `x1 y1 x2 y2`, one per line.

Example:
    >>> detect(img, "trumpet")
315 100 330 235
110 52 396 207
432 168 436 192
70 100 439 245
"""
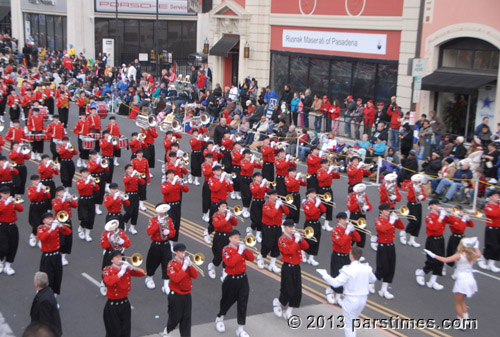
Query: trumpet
9 161 17 167
267 180 277 187
277 194 297 210
20 144 31 155
228 205 245 220
348 218 374 236
139 133 147 140
294 226 318 242
122 253 144 271
111 136 119 146
317 192 336 207
101 159 109 168
202 133 210 142
52 160 60 166
239 234 257 247
68 145 75 152
140 172 146 179
185 251 205 277
13 197 24 204
395 206 417 220
121 193 129 201
56 210 69 223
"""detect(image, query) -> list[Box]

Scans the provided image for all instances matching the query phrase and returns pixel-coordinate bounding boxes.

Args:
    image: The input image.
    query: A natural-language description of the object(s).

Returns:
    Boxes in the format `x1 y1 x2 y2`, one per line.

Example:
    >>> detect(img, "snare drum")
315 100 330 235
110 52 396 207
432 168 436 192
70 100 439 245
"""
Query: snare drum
38 107 48 120
97 102 107 118
82 137 96 150
25 133 36 142
89 133 102 140
118 137 128 148
34 134 46 141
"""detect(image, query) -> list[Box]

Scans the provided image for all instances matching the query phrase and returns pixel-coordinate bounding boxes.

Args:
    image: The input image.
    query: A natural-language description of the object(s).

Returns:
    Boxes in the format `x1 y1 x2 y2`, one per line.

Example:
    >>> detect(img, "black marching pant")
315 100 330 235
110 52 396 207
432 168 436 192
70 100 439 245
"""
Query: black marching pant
262 162 274 182
202 181 211 214
240 176 252 208
285 192 301 224
138 182 147 201
375 243 396 283
406 202 422 237
232 166 241 192
60 159 75 188
9 107 20 122
50 141 60 161
350 212 366 248
103 156 114 184
147 144 155 168
307 174 318 191
123 192 139 226
93 173 106 204
250 199 265 231
304 220 322 256
58 107 69 128
279 263 302 308
167 292 192 337
167 201 181 241
59 220 72 254
13 164 27 195
0 222 19 263
190 151 203 177
483 226 500 261
218 273 249 325
146 241 172 279
276 176 286 197
446 233 463 267
78 196 96 229
41 178 56 200
29 202 49 235
330 252 350 294
40 251 63 294
208 201 219 234
103 298 131 337
222 151 232 174
317 186 333 221
212 232 229 266
261 225 282 258
423 236 445 276
32 139 44 155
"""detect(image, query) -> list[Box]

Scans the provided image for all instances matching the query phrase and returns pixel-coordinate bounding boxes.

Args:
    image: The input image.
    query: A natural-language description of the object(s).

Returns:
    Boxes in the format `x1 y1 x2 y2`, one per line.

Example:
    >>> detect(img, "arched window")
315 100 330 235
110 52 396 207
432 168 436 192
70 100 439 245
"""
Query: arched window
439 38 499 73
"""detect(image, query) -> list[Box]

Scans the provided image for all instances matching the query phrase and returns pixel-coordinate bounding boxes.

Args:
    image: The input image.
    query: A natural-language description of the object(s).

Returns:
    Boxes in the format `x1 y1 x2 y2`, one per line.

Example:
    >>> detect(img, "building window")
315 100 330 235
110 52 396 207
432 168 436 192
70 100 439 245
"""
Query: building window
24 13 66 51
439 37 499 72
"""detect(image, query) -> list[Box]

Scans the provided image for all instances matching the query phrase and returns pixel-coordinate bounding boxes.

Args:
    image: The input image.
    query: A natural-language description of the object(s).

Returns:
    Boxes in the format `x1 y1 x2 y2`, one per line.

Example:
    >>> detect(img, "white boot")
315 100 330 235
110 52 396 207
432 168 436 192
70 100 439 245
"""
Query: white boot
242 207 250 218
188 174 193 184
114 157 119 166
129 225 137 235
29 233 37 247
202 212 209 222
162 280 170 294
230 191 236 200
236 192 241 200
215 317 225 333
283 307 293 321
236 325 249 337
208 262 216 279
268 257 281 273
378 282 394 299
61 254 69 266
335 293 343 306
415 269 425 286
399 231 407 245
478 258 489 270
203 230 211 244
256 254 265 269
4 262 15 275
95 205 102 215
272 298 282 317
194 177 200 186
256 231 262 243
246 227 253 235
325 287 335 304
78 226 85 240
488 259 500 272
85 229 92 242
426 275 444 290
322 220 333 232
308 255 319 266
145 276 155 289
220 270 227 283
408 236 421 248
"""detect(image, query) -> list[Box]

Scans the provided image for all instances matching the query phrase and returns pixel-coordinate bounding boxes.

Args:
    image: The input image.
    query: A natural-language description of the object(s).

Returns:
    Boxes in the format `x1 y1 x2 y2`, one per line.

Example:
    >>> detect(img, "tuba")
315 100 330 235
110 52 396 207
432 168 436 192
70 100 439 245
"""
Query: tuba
159 114 175 132
386 183 397 202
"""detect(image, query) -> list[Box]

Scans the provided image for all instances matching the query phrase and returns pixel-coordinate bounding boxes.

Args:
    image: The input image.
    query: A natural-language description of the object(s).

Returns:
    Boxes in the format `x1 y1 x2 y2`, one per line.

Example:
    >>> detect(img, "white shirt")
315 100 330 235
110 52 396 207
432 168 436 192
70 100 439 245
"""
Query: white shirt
127 65 137 81
229 87 239 101
325 260 376 296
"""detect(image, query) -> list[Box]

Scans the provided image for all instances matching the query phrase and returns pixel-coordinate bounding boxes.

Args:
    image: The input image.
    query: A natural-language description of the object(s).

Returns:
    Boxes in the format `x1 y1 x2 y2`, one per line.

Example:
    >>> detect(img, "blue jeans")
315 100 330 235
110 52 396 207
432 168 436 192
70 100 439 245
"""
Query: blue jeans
431 178 442 192
353 122 361 140
303 110 309 129
245 132 255 145
325 117 332 132
314 115 322 132
391 129 400 149
344 118 352 138
298 146 310 161
436 179 467 201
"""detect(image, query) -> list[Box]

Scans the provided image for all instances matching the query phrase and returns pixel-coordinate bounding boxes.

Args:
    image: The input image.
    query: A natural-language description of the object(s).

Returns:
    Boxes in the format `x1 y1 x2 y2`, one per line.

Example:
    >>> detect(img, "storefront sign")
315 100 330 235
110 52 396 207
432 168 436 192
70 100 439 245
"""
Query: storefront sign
138 53 148 61
411 58 426 77
475 85 496 130
282 29 387 55
21 0 66 11
103 38 115 68
95 0 191 15
412 76 422 103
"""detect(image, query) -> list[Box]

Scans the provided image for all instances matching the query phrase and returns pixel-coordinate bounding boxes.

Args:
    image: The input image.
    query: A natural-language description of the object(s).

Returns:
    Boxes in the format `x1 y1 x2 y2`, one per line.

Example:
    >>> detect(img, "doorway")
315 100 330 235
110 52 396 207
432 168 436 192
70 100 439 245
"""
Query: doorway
436 92 478 141
222 45 239 89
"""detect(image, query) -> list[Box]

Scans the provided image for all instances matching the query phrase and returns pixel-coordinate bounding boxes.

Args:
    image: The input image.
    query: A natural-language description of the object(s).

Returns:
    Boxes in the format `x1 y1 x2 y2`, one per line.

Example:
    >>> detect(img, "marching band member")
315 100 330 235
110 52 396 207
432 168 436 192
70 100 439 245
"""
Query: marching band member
306 147 321 190
6 88 22 124
374 204 405 299
163 130 183 162
230 143 244 200
129 132 148 160
38 155 59 200
141 123 158 170
164 243 198 337
275 149 296 197
57 137 78 190
257 189 289 273
215 229 254 337
106 116 122 166
0 155 18 196
165 152 189 180
378 172 401 247
52 187 78 266
248 172 269 243
478 189 500 272
261 136 277 182
27 107 46 161
6 120 26 144
208 201 238 281
27 175 51 248
145 204 176 294
221 131 234 175
203 141 223 164
99 219 131 296
73 113 91 167
346 156 369 193
317 158 340 231
206 166 234 243
165 142 181 163
102 250 146 337
9 141 30 199
88 107 102 135
0 186 24 275
188 128 206 186
161 170 189 244
43 84 55 118
273 219 309 321
37 212 71 295
122 164 145 235
415 199 450 290
240 149 263 218
347 183 372 248
87 150 108 214
131 149 150 211
446 205 474 277
201 153 215 223
285 167 307 225
76 92 88 115
21 88 35 122
55 93 70 128
401 174 426 248
325 212 360 306
104 183 130 230
100 130 119 190
302 189 326 266
76 168 100 242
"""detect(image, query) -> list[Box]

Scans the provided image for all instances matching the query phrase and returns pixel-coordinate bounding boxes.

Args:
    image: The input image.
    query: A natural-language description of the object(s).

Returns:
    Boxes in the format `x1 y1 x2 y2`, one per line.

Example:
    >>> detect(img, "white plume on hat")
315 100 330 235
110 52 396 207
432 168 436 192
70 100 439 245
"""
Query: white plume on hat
384 173 397 182
353 183 366 193
411 174 424 183
156 204 171 213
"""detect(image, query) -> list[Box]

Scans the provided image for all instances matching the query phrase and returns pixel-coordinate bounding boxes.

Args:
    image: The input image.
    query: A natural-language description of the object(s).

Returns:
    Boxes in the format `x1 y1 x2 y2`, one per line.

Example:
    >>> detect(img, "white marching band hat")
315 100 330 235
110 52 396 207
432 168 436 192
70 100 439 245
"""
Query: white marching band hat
353 183 366 193
411 174 424 183
384 173 397 182
104 219 119 231
156 203 171 214
461 237 478 248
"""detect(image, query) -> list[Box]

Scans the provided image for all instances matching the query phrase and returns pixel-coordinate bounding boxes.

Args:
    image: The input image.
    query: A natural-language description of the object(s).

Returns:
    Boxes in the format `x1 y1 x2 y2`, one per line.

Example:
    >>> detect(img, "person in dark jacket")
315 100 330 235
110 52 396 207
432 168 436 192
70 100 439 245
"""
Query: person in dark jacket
301 89 313 129
344 96 356 138
399 123 414 158
449 136 467 159
30 272 62 337
213 118 231 145
280 84 293 110
398 150 419 186
422 152 442 177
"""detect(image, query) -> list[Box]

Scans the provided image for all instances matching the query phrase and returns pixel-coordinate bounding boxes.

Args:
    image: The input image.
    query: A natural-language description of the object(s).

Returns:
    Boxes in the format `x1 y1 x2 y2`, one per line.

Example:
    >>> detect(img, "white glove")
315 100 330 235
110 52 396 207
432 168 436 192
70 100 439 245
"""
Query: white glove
117 237 125 245
424 249 436 259
175 159 181 167
389 195 397 201
36 182 43 193
439 209 448 219
275 199 283 209
240 148 245 155
357 162 364 169
462 215 470 222
362 205 370 212
118 263 128 278
296 172 302 179
417 195 424 201
4 196 12 205
250 155 255 163
327 166 334 174
182 257 191 271
212 161 218 168
271 141 276 148
50 221 59 231
389 212 399 225
162 229 170 237
197 134 202 140
285 154 290 162
316 269 330 280
260 178 267 188
294 232 301 242
220 172 226 182
237 242 246 255
315 197 321 208
345 223 354 235
225 211 232 221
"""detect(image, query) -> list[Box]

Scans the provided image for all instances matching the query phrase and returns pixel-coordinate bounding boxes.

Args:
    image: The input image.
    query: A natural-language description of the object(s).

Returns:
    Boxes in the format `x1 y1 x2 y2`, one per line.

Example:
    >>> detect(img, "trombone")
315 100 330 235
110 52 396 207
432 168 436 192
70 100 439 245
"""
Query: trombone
348 218 374 236
239 234 257 247
277 194 297 210
122 253 144 271
317 192 336 207
185 251 205 277
449 207 491 223
395 206 417 220
228 205 245 221
56 210 69 223
294 226 318 242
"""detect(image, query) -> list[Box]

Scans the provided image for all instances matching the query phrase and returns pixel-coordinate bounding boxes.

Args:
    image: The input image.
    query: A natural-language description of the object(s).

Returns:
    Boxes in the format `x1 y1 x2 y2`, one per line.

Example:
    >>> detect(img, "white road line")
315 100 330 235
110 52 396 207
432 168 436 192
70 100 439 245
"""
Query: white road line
0 312 15 337
81 272 102 288
473 269 500 281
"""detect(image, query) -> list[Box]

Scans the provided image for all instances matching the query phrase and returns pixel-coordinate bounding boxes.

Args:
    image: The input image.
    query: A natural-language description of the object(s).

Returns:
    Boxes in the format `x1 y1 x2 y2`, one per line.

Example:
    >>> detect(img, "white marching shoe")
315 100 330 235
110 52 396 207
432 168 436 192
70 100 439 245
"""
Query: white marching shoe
84 229 92 242
193 177 200 186
114 158 119 166
215 317 225 333
208 262 216 279
399 231 407 245
335 294 343 306
203 230 211 244
415 269 426 286
246 227 253 235
161 328 170 337
378 283 394 299
408 236 421 248
162 280 170 294
322 221 333 232
0 260 4 274
236 192 242 200
77 158 82 167
256 255 265 269
3 262 15 276
129 225 138 235
29 234 37 247
230 191 236 200
325 288 335 304
426 275 444 290
95 205 103 215
236 327 250 337
256 231 262 243
61 254 69 266
145 276 155 289
187 174 193 184
308 255 319 266
78 227 85 240
242 207 250 218
139 201 147 211
480 259 500 272
202 212 210 223
272 298 282 317
268 257 281 273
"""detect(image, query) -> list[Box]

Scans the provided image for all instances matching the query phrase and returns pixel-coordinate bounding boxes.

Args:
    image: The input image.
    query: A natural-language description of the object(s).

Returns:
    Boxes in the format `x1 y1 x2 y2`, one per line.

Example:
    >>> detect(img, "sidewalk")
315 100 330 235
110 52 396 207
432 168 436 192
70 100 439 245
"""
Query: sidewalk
142 303 392 337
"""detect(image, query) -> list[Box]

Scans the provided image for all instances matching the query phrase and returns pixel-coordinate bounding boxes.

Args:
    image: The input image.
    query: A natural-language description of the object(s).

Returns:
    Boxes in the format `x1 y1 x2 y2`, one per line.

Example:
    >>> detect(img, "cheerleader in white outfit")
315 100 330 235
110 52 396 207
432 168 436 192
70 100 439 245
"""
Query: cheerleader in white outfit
424 237 481 329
